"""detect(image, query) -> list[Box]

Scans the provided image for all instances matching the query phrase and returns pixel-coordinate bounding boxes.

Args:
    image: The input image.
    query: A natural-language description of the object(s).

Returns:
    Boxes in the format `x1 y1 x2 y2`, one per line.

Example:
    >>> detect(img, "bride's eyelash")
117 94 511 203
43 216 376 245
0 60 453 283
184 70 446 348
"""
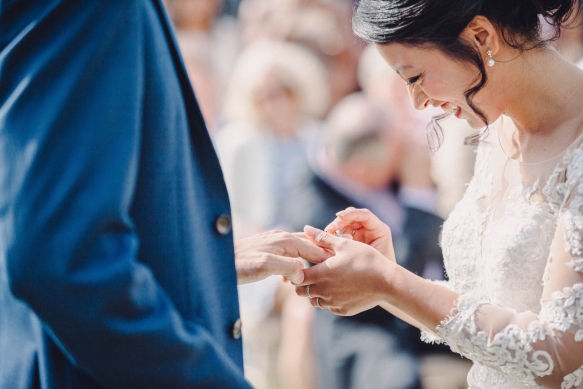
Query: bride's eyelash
406 73 423 86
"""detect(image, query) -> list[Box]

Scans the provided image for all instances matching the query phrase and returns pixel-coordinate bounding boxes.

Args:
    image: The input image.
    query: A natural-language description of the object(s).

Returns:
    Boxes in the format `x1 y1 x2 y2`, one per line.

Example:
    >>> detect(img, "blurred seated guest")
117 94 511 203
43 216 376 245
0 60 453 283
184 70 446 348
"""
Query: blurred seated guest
215 39 329 237
214 39 329 389
282 0 363 110
288 93 444 389
238 0 362 112
165 0 239 127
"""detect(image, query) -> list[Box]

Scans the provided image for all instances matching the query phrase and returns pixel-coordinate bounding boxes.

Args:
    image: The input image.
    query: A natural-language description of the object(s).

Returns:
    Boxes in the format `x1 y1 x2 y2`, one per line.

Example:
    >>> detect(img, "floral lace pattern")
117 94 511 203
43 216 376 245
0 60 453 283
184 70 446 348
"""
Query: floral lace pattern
440 144 492 296
436 295 553 387
540 284 583 335
431 122 583 389
563 366 583 389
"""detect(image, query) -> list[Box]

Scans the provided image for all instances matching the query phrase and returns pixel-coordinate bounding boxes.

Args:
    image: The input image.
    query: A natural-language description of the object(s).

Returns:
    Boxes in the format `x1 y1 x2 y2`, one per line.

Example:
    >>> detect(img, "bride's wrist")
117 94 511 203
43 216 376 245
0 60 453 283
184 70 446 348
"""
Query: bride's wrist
378 260 403 306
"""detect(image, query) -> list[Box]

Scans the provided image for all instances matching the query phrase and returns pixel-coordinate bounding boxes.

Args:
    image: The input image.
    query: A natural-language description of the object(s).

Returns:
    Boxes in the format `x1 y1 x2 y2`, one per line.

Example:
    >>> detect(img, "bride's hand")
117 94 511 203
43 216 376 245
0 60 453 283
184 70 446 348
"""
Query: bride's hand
295 225 396 316
325 207 396 261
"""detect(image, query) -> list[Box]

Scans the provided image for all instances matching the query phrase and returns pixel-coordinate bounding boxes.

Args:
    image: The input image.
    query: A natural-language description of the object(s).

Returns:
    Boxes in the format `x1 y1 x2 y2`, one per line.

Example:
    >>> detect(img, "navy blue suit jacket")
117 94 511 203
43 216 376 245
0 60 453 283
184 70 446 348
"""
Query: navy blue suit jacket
0 1 250 388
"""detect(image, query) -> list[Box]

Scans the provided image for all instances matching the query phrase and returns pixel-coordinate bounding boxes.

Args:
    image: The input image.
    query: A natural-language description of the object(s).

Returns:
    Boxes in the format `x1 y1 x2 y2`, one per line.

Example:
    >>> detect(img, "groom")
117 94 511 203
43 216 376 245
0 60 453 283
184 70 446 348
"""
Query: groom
0 1 329 388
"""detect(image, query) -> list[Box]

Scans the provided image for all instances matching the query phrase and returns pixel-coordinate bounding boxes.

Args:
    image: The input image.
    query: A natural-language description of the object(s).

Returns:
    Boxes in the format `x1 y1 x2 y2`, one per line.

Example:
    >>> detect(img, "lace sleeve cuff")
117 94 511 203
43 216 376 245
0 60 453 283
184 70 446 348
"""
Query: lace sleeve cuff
433 293 483 352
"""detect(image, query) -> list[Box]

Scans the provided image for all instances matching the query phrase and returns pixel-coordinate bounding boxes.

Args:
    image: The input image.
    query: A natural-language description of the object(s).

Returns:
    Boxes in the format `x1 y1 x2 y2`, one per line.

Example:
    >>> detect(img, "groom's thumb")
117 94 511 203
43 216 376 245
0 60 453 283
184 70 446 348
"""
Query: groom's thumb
304 225 342 251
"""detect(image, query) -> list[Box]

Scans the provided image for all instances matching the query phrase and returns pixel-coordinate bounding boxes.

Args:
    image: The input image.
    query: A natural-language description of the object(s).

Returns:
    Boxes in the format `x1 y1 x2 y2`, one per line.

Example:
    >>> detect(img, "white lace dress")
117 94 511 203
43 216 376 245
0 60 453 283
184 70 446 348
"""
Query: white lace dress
424 117 583 389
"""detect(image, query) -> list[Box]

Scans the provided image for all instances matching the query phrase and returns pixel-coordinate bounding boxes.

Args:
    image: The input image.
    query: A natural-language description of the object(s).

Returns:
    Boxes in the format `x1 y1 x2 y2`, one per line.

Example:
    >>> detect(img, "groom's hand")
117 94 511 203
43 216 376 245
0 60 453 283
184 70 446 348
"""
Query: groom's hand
235 230 333 285
294 225 395 316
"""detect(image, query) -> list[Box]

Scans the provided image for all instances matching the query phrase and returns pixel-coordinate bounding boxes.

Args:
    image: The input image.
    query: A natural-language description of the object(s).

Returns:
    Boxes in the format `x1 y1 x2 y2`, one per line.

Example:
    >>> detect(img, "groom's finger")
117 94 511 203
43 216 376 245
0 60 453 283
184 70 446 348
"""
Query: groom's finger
304 225 345 251
282 234 333 264
294 261 329 287
266 255 305 284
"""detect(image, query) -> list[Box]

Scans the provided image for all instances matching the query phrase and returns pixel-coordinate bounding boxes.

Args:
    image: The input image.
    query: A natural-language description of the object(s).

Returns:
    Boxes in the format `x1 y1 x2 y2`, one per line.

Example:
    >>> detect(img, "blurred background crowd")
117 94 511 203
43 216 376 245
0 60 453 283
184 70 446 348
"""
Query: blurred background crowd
162 0 583 388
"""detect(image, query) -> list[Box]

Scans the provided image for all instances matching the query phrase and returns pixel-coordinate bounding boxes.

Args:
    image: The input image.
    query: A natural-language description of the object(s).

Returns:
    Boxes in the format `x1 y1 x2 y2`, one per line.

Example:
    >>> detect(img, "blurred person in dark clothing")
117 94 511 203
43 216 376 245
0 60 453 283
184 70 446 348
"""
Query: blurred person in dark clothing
289 93 444 389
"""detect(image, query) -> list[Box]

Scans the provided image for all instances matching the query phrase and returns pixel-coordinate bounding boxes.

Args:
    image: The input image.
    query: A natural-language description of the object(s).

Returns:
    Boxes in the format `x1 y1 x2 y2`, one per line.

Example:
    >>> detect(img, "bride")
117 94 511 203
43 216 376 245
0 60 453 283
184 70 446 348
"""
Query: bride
293 0 583 388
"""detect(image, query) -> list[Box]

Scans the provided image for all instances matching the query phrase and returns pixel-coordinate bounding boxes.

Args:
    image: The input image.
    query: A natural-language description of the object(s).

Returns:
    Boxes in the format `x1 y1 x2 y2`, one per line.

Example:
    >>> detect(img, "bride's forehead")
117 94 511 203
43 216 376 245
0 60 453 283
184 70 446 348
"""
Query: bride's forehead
375 43 437 71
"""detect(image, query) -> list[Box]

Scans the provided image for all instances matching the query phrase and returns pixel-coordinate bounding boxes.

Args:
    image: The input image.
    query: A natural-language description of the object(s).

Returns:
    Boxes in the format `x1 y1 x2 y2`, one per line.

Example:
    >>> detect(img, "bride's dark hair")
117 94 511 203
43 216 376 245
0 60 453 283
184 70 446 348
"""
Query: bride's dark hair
353 0 581 147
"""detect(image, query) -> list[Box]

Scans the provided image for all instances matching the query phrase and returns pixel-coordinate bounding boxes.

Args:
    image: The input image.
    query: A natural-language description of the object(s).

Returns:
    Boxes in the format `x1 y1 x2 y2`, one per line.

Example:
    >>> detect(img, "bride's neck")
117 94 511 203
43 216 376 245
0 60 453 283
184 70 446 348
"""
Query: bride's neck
494 46 583 161
502 46 583 139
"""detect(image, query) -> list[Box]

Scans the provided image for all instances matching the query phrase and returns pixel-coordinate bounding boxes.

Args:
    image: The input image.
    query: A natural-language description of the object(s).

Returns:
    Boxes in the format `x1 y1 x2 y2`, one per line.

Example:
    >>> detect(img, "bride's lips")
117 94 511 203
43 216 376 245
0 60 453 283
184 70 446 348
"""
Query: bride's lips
441 103 462 118
454 106 461 118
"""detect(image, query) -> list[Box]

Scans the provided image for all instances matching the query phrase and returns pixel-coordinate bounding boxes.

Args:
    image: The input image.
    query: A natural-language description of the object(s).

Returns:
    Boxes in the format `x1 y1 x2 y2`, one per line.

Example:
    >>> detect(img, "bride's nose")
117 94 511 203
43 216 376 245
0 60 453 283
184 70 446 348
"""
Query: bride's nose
408 85 429 110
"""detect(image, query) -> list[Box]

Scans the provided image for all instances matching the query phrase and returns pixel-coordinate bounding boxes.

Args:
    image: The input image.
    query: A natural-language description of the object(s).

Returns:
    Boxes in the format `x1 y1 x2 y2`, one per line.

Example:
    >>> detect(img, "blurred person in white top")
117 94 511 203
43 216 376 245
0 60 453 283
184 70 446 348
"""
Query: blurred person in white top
213 39 329 389
238 0 363 110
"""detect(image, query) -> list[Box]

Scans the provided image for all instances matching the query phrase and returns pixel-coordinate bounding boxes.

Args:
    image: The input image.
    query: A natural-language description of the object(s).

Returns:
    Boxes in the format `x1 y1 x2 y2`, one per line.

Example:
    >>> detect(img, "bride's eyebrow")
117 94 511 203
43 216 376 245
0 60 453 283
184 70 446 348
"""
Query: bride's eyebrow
396 65 413 75
395 65 414 81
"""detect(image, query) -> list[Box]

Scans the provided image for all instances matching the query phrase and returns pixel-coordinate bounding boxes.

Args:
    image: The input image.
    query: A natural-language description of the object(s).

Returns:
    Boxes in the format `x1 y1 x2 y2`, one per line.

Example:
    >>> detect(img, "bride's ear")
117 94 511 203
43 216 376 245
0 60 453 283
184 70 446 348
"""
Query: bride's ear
460 15 502 59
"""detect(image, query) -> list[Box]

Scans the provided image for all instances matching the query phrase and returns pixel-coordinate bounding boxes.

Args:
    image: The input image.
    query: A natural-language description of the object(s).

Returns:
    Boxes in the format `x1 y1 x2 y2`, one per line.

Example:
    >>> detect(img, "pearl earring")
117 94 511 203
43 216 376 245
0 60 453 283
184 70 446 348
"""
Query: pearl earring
487 50 495 67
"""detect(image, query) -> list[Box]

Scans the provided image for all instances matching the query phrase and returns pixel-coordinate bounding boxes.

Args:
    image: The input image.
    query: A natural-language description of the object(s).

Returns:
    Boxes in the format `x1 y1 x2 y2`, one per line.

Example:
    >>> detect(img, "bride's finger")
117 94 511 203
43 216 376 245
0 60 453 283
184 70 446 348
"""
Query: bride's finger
352 228 365 241
336 208 386 229
337 231 354 239
325 218 342 230
324 218 356 233
325 221 363 235
336 207 374 221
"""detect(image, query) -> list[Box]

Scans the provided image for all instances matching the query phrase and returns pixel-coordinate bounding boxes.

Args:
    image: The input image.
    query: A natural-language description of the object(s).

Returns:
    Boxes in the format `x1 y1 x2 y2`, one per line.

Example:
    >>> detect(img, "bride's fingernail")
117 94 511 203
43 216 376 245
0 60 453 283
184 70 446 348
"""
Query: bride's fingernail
336 211 347 217
304 225 318 236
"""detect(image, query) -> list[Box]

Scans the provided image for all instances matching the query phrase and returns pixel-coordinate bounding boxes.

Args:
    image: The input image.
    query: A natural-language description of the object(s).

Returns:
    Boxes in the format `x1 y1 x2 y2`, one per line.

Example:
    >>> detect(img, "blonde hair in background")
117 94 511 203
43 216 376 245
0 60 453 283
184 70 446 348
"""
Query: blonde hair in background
222 39 330 123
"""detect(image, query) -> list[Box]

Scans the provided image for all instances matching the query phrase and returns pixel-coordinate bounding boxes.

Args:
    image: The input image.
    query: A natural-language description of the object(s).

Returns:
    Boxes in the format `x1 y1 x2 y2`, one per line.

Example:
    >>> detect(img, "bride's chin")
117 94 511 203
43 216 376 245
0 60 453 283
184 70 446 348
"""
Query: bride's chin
466 119 485 130
461 114 490 130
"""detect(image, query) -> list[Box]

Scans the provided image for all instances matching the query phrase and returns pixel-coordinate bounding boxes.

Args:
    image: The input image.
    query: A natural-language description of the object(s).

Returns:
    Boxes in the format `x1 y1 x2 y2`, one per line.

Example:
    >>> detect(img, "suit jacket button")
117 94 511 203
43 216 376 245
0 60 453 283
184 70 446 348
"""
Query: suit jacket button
231 318 242 339
215 214 232 235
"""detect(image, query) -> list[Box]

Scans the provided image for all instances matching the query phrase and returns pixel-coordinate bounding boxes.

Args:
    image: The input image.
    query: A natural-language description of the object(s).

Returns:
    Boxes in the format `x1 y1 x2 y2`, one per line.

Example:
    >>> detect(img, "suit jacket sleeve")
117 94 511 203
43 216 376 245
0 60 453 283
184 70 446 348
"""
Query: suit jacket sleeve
1 1 249 388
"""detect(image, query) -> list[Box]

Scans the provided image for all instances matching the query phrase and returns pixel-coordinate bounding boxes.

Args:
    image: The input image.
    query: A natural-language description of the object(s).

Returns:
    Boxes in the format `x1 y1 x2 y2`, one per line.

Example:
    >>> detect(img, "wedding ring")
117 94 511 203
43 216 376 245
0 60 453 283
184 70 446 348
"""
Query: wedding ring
316 298 322 309
307 285 313 299
335 229 342 237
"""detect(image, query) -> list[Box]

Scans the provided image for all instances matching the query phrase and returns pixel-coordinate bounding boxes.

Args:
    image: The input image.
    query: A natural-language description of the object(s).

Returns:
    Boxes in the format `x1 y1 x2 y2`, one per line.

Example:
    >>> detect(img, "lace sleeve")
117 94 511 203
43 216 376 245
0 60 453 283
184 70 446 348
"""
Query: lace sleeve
433 155 583 389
